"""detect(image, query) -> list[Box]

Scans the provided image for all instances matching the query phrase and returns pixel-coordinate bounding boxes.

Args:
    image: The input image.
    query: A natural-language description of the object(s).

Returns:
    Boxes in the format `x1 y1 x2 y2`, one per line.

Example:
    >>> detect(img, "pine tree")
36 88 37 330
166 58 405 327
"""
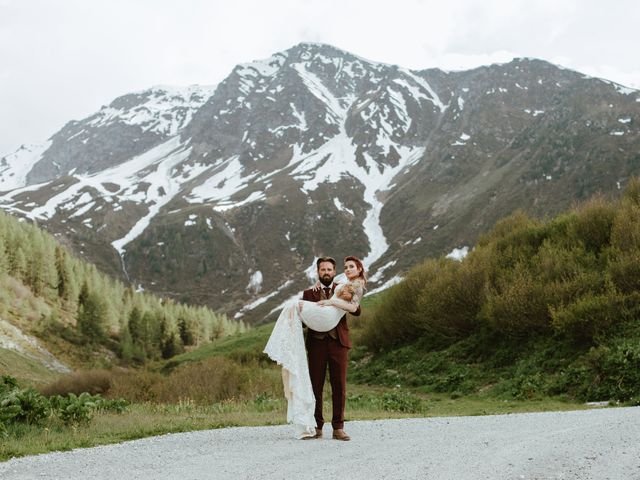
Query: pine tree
118 326 135 363
178 317 195 346
55 246 71 300
26 231 57 299
127 306 143 346
0 236 7 274
76 291 107 342
78 281 90 308
11 247 27 280
161 332 184 359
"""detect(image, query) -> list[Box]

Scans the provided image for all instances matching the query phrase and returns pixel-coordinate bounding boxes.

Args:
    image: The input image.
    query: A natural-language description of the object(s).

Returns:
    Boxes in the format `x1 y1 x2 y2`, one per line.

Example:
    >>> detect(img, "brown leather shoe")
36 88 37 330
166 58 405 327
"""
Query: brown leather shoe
301 428 322 440
332 429 350 441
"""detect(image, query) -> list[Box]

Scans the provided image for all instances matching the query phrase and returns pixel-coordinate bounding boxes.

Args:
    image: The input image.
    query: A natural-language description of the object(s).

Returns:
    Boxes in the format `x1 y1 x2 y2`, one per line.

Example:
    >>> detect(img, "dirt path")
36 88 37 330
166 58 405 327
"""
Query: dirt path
1 407 638 479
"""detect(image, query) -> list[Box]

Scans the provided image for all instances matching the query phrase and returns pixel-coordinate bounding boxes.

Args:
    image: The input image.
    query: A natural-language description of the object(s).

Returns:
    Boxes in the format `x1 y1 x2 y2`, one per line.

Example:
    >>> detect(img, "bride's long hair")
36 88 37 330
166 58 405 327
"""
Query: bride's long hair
344 256 366 285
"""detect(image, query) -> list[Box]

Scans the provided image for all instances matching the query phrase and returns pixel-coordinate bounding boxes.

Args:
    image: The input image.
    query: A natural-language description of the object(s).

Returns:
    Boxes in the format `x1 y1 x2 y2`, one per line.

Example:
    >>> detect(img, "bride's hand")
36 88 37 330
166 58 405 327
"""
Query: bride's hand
312 280 322 292
317 299 331 306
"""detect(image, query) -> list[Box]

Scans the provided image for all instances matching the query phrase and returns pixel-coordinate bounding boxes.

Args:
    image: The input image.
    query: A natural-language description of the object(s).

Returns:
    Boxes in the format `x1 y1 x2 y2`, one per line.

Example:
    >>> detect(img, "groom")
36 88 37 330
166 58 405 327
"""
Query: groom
302 256 361 441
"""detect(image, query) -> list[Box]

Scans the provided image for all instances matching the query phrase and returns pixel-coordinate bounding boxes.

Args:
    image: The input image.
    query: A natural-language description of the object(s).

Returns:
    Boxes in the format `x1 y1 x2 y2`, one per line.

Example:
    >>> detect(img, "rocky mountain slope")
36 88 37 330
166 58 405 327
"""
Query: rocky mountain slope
1 43 639 323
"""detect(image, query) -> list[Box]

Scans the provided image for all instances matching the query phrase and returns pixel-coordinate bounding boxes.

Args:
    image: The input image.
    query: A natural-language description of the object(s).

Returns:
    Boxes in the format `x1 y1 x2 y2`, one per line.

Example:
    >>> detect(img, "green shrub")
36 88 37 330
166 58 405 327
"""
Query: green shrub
361 259 444 351
380 390 426 413
414 259 485 343
581 341 640 402
610 203 640 252
621 177 640 206
1 376 128 433
0 383 50 431
570 196 615 254
477 210 541 249
49 392 128 425
607 250 640 294
482 212 545 270
481 266 553 337
51 393 96 425
533 241 598 283
550 292 624 342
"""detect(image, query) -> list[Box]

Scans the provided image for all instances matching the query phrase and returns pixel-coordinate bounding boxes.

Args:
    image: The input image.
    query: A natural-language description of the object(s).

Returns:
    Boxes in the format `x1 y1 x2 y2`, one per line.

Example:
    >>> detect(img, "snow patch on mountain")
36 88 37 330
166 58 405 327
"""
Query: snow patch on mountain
89 85 214 137
446 246 469 261
366 275 403 295
0 142 52 192
111 137 193 255
247 271 263 294
399 68 447 112
235 279 294 318
236 52 287 78
293 64 347 123
368 260 397 283
186 156 263 209
287 126 425 266
333 198 354 215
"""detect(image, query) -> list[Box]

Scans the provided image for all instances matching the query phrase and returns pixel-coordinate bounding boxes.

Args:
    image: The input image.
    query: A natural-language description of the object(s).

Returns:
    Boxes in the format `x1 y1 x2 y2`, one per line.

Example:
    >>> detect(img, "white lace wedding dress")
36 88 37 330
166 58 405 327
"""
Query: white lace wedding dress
263 283 358 438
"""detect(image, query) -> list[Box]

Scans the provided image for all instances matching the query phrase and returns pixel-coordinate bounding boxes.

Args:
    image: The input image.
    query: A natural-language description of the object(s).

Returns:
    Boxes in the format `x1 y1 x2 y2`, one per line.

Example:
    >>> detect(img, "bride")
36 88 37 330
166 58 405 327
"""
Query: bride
263 257 365 438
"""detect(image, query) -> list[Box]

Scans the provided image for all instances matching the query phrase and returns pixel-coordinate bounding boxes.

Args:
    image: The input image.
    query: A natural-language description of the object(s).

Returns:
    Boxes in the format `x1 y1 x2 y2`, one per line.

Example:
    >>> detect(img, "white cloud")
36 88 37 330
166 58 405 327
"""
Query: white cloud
1 0 639 155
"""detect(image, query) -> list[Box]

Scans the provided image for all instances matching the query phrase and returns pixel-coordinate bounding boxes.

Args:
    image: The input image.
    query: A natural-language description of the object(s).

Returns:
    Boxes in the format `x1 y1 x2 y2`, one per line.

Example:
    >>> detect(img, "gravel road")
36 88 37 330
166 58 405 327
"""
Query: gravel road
2 407 639 480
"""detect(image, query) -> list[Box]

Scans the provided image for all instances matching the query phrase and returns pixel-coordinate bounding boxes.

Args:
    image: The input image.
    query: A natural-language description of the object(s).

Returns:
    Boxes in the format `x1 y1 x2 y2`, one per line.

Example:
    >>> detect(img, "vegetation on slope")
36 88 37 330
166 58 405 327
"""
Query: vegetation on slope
6 180 640 459
0 209 245 372
353 179 640 403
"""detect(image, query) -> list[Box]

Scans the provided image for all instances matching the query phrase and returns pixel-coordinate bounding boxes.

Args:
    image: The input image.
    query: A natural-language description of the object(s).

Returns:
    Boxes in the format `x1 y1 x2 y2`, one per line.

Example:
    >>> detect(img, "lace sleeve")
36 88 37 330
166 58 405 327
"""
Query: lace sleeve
348 279 365 306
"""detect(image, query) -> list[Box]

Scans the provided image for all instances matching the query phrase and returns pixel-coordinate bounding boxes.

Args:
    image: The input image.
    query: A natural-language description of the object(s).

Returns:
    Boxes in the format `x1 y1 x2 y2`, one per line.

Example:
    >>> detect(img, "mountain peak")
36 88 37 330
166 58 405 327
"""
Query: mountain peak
2 44 639 324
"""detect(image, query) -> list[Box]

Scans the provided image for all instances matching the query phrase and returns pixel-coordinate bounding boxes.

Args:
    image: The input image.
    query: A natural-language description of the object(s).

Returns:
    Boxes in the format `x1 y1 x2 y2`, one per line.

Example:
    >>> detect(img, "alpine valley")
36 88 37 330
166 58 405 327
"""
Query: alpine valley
1 43 639 323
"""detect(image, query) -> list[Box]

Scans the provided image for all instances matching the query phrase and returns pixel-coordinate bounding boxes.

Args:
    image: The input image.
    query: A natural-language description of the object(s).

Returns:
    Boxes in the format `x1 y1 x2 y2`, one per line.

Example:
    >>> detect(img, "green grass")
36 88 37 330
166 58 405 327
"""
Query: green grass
1 293 625 462
0 348 59 387
161 322 274 372
0 383 594 461
348 328 640 403
162 290 384 372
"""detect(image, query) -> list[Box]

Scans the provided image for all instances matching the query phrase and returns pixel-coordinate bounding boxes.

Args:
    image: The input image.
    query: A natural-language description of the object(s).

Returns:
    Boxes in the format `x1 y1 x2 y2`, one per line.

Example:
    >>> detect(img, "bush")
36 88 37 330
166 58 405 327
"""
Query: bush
478 212 545 271
481 266 553 337
361 259 444 351
48 392 128 425
607 250 640 294
1 375 128 433
550 292 625 342
581 341 640 402
51 393 96 425
0 377 51 431
40 369 114 397
380 390 426 413
108 356 281 404
622 177 640 206
570 196 615 254
610 203 640 252
413 259 485 343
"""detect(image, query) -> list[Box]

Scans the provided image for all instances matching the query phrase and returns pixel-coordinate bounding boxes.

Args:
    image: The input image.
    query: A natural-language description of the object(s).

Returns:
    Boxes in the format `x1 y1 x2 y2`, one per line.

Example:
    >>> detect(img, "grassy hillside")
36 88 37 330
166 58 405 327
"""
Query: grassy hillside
8 182 640 459
0 209 245 384
353 180 640 404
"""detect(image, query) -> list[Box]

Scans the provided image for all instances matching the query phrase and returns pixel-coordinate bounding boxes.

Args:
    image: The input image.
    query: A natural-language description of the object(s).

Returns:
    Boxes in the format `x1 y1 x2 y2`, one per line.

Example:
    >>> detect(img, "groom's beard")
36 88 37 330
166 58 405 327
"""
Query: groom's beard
319 274 334 287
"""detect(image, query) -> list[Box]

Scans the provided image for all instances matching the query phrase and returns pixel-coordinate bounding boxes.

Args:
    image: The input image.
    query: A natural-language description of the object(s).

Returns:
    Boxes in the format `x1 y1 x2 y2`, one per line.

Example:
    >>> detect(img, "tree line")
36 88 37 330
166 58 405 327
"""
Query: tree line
0 210 246 364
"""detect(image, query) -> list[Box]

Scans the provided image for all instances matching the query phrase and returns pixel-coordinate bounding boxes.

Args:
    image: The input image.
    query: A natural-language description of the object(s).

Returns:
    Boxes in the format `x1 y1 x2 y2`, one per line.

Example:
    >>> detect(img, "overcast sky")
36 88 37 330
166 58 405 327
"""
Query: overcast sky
1 0 639 155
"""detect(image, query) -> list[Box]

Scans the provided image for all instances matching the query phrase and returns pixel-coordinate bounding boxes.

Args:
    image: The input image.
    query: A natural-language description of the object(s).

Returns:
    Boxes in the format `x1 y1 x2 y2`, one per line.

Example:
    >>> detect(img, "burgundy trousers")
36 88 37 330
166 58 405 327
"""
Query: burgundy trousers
307 335 348 430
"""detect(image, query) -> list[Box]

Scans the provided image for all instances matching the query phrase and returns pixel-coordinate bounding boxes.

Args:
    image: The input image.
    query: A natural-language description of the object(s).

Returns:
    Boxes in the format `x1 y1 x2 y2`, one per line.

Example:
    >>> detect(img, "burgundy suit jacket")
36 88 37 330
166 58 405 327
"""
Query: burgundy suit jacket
302 285 361 349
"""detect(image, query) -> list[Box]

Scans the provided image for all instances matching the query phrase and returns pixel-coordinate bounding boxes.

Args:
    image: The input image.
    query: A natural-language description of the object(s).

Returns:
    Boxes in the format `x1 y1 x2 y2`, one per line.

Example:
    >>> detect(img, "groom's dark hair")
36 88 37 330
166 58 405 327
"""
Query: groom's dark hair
316 256 336 269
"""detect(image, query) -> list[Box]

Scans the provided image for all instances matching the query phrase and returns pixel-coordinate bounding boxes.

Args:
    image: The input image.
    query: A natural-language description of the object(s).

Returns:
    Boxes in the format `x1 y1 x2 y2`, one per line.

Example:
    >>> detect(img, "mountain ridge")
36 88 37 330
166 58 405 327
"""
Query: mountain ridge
1 42 639 323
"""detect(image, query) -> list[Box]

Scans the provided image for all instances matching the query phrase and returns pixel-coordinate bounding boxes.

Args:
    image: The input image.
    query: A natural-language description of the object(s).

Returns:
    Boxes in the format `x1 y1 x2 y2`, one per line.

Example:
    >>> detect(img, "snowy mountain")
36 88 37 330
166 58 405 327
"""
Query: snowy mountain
1 43 639 322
